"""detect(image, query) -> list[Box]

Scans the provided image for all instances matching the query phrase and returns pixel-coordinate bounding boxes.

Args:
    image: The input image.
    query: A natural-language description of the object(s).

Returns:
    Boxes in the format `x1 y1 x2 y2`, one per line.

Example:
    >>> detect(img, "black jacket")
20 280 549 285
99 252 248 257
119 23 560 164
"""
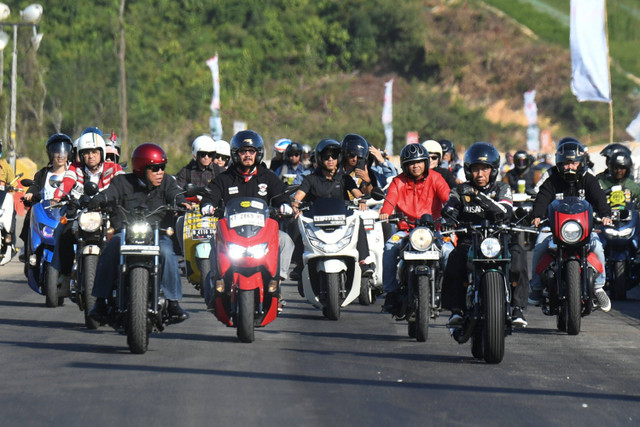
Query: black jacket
444 181 513 225
201 165 287 211
532 166 611 219
92 173 185 231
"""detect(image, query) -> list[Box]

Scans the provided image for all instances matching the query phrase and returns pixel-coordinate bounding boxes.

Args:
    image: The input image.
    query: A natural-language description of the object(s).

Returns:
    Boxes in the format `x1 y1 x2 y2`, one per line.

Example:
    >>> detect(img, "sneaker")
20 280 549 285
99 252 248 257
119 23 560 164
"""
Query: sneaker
512 307 528 328
447 311 464 328
594 288 611 312
289 266 303 281
528 288 543 306
18 249 26 263
382 291 400 315
360 262 374 277
278 298 286 313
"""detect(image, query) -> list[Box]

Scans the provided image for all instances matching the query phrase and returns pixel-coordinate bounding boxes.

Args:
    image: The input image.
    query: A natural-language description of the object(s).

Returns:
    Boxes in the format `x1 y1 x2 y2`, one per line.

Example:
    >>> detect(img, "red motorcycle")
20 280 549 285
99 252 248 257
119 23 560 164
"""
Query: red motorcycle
209 197 280 342
536 195 603 335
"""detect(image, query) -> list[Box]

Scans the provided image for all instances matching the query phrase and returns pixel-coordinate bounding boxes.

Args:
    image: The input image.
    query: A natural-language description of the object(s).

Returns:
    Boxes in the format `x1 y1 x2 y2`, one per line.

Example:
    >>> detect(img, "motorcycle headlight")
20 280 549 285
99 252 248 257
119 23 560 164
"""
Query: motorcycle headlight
246 243 269 259
78 211 102 232
129 221 152 241
480 237 501 258
228 243 246 260
560 220 583 244
39 224 55 239
617 228 634 238
227 242 269 260
409 227 434 251
306 222 355 253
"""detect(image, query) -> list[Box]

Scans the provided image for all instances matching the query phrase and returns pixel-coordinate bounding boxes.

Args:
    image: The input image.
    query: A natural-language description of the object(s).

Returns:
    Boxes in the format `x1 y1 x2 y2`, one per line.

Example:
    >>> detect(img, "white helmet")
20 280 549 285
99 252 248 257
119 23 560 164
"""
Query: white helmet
273 138 291 154
421 139 443 158
213 139 230 157
77 132 106 163
191 134 216 159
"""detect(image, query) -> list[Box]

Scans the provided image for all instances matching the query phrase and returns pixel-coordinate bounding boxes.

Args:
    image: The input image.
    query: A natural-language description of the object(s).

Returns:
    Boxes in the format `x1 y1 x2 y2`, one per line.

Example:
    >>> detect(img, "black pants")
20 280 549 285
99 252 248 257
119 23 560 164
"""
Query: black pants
441 241 529 312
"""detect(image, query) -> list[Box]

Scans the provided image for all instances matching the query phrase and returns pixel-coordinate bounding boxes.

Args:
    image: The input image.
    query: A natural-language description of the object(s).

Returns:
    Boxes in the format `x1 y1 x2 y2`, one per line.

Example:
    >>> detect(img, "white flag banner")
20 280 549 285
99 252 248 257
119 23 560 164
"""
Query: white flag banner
570 0 611 102
523 90 538 126
626 111 640 142
382 79 393 155
206 54 221 111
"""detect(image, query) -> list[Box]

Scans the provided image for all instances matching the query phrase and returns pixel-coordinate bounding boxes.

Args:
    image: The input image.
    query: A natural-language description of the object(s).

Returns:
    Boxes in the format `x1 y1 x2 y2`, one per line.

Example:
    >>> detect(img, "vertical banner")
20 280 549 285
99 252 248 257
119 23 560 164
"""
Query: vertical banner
570 0 611 102
206 54 223 140
626 111 640 142
524 90 540 151
382 79 394 155
406 131 419 145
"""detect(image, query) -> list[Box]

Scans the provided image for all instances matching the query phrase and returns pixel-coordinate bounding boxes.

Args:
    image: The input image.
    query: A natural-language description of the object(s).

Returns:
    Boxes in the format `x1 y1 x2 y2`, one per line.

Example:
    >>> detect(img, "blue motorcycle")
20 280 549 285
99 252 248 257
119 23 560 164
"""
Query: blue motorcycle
600 189 640 300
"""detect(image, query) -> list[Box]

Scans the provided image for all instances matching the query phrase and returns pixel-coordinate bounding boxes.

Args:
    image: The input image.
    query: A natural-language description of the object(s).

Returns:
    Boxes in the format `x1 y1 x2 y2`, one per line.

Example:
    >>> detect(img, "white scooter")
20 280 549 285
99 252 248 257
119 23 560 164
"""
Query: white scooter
0 174 21 265
298 197 363 320
354 198 385 305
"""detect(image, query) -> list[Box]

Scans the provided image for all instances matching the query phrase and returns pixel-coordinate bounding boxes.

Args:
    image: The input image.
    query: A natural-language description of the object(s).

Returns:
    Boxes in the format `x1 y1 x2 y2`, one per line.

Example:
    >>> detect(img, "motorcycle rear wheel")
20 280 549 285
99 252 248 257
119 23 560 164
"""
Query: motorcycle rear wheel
236 289 255 343
324 272 341 320
610 261 627 301
128 267 150 354
196 258 209 299
82 255 100 329
45 263 60 308
565 260 582 336
415 274 430 342
358 276 374 305
482 271 505 364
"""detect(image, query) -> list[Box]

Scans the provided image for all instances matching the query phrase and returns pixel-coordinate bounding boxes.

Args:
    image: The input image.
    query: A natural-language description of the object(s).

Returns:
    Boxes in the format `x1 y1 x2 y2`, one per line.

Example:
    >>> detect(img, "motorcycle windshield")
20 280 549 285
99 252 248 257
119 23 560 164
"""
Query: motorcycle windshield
547 196 591 216
40 199 64 222
223 197 268 238
303 198 352 220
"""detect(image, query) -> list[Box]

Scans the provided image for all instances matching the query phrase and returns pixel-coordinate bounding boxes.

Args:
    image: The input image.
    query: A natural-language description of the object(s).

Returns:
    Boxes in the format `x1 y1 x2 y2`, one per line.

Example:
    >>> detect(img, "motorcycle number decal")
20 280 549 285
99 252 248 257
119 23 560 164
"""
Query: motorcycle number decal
229 212 265 228
258 183 268 196
609 190 625 206
229 186 239 195
251 200 264 209
240 201 251 208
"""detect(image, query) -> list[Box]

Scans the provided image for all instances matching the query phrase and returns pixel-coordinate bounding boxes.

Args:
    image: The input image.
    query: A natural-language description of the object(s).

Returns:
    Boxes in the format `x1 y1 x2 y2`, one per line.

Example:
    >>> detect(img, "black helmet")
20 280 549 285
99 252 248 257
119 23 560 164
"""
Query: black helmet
463 142 500 184
555 137 586 183
600 143 631 167
230 130 264 166
285 142 303 158
400 143 429 177
608 151 633 178
315 139 342 167
81 126 102 137
341 134 369 162
439 139 458 162
46 133 73 164
513 150 531 174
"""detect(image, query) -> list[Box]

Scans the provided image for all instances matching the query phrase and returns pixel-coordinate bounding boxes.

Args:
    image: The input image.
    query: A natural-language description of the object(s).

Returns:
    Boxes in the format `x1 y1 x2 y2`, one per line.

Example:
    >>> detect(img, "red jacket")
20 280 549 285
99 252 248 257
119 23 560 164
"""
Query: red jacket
381 171 450 231
54 161 124 199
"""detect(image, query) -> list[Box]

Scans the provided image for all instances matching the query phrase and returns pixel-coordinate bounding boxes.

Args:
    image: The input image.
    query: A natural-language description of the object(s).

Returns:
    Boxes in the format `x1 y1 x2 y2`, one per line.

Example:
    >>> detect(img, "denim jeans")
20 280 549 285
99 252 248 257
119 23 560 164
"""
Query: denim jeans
382 231 408 293
530 231 605 292
92 234 183 300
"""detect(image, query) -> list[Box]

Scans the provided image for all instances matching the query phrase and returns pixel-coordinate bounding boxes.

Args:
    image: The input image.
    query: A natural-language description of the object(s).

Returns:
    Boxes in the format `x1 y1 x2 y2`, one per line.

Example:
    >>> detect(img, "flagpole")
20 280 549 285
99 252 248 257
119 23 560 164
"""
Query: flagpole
604 0 614 143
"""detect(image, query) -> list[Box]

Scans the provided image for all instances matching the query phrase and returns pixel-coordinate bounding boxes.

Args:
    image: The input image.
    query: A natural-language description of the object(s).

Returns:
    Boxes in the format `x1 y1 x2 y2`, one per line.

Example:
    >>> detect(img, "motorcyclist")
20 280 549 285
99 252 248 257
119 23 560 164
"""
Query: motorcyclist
50 131 124 284
422 139 457 190
379 143 450 315
441 142 530 328
200 130 295 304
269 138 291 171
301 144 312 169
105 132 122 164
88 143 191 322
529 137 612 312
0 139 17 257
340 134 378 195
596 143 632 180
503 150 536 194
212 139 230 169
274 142 309 185
368 144 397 189
290 138 374 279
439 139 463 183
19 133 72 261
597 150 640 208
175 134 225 189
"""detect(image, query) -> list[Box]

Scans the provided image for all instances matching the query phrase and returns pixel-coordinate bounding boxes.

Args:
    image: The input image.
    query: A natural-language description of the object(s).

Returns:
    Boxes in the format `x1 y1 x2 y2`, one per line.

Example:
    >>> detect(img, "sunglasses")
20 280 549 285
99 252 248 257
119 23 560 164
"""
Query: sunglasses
215 154 230 161
147 163 166 172
238 148 257 155
287 152 301 157
198 151 216 158
429 155 439 160
347 151 359 158
323 153 339 161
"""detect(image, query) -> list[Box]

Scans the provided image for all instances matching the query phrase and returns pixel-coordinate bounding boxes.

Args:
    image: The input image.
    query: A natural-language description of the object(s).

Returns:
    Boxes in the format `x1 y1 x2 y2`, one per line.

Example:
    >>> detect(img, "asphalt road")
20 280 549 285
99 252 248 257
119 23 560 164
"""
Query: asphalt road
1 249 640 426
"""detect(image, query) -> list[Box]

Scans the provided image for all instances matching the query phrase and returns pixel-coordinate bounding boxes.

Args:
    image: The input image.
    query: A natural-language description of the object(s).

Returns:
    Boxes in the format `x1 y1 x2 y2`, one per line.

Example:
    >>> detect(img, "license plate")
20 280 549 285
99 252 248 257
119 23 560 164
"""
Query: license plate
403 250 440 260
120 245 160 255
191 228 215 240
313 215 346 227
363 218 375 231
229 212 265 228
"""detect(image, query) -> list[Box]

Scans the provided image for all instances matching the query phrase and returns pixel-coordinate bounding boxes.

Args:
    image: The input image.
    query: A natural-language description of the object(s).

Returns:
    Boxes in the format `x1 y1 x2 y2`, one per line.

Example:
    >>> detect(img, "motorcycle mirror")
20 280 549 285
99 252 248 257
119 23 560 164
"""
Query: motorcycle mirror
48 175 62 189
184 183 199 198
84 181 100 197
370 187 385 201
20 178 34 187
419 213 434 226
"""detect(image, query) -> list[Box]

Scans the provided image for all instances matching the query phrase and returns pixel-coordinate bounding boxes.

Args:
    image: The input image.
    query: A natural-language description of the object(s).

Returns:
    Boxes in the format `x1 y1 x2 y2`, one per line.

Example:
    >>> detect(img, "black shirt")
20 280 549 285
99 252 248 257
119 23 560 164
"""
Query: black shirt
298 169 358 203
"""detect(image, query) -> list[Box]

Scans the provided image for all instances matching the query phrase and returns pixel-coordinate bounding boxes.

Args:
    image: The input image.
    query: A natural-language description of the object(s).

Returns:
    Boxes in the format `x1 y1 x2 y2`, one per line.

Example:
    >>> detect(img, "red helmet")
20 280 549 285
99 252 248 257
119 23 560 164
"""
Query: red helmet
131 143 167 179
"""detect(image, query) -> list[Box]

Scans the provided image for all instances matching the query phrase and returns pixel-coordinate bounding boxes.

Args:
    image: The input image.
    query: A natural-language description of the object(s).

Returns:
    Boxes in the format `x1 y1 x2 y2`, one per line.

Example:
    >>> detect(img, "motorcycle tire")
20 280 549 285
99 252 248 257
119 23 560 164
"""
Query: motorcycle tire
358 276 374 305
415 274 430 342
82 255 100 330
196 258 209 299
236 289 255 343
565 260 582 336
128 267 150 354
324 272 341 321
610 261 627 301
482 271 505 364
45 263 60 308
471 330 483 359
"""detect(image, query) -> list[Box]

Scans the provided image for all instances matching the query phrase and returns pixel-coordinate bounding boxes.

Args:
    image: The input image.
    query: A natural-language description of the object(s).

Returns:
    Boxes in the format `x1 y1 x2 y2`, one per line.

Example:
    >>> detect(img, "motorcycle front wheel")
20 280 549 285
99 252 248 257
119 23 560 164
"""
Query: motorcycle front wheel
128 267 150 354
565 259 582 336
196 258 210 299
324 272 341 320
236 289 255 343
610 260 627 301
415 274 430 342
82 255 100 329
45 263 60 308
482 271 505 364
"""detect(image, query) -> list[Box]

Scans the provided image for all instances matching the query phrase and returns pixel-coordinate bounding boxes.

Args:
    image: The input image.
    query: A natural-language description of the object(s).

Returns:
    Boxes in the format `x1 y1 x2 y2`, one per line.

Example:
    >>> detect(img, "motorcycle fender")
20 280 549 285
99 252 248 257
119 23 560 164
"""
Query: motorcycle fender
587 252 603 274
27 268 42 294
236 271 263 292
535 253 554 275
42 248 54 263
260 296 279 326
214 296 233 326
194 242 211 259
82 245 101 255
316 258 347 273
414 265 431 276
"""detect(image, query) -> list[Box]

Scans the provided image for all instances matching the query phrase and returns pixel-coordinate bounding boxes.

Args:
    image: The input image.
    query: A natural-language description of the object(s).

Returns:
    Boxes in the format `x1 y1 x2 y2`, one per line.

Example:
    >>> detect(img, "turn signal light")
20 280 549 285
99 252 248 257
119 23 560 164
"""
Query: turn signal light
268 280 279 293
215 279 224 293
